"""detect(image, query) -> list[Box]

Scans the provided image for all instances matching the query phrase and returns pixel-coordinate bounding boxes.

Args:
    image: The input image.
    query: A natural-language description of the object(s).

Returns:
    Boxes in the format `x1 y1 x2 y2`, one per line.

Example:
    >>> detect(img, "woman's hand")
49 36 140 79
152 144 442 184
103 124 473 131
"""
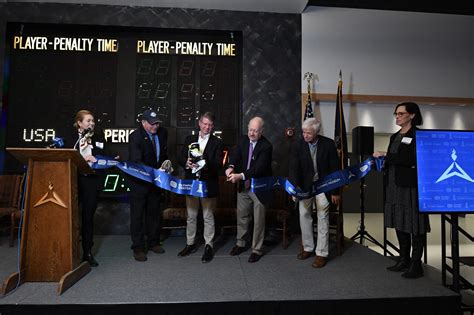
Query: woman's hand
84 155 97 163
373 151 386 158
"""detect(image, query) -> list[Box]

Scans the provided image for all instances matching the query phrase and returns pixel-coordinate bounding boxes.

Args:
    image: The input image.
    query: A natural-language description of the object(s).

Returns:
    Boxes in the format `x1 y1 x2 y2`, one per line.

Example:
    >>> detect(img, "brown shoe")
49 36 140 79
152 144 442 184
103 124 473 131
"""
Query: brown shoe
248 252 262 263
133 250 147 262
150 245 165 254
297 251 313 260
312 256 327 268
229 245 246 256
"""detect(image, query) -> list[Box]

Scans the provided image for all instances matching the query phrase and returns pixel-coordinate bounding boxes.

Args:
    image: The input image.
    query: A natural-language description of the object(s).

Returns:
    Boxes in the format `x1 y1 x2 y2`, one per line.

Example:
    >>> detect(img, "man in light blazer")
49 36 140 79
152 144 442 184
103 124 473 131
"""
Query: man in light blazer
177 112 223 263
288 117 340 268
226 116 273 263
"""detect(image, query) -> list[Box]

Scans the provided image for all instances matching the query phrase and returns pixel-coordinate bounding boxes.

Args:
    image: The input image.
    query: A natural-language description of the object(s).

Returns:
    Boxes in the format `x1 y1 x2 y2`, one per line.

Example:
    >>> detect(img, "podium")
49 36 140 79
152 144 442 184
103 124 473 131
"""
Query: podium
2 148 93 295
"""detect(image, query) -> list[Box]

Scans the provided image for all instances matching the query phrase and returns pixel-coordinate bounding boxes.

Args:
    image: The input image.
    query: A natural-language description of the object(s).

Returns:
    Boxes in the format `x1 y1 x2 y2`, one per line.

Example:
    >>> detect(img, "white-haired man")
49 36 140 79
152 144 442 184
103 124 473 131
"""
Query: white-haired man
289 117 340 268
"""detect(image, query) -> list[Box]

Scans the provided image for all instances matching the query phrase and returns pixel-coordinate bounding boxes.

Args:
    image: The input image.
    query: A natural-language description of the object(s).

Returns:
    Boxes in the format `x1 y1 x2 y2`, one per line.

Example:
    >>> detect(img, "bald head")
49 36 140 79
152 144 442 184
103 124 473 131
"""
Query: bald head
248 116 264 142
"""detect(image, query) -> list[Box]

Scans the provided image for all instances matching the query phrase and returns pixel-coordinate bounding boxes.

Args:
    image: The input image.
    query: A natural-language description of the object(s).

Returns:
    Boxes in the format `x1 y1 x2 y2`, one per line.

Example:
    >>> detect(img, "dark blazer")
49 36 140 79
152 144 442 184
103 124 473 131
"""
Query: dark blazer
178 133 224 198
288 135 340 198
127 124 168 194
228 135 273 204
384 126 418 188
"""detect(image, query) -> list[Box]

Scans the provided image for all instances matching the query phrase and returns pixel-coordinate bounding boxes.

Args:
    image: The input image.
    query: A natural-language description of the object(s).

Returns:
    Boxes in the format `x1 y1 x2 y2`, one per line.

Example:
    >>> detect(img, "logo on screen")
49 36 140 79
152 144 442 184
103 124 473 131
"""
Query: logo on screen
436 149 474 183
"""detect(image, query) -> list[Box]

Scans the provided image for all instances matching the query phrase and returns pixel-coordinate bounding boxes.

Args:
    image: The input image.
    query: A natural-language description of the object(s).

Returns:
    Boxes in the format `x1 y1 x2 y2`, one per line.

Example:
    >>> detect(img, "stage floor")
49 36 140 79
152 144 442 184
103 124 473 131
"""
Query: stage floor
0 235 461 314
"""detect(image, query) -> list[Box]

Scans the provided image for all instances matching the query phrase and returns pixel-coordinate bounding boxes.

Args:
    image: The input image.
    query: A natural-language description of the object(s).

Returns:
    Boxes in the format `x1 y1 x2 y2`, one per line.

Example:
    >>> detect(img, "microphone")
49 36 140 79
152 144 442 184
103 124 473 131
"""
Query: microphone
47 137 64 148
82 128 93 136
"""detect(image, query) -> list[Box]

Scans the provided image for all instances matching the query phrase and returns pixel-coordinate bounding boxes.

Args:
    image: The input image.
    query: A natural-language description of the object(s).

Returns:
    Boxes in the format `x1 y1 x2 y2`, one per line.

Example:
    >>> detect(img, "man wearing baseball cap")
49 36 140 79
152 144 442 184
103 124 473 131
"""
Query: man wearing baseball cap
127 109 168 262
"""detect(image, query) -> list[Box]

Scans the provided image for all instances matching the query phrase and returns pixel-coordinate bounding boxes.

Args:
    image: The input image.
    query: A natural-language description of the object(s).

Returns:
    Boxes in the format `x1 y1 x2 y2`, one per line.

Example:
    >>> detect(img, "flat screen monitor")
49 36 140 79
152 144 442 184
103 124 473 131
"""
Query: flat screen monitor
416 129 474 213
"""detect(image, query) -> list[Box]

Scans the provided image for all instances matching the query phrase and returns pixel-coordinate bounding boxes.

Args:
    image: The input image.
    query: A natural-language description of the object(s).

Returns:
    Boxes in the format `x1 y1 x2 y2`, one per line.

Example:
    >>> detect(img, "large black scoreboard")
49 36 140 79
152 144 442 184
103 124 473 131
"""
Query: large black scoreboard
1 22 242 194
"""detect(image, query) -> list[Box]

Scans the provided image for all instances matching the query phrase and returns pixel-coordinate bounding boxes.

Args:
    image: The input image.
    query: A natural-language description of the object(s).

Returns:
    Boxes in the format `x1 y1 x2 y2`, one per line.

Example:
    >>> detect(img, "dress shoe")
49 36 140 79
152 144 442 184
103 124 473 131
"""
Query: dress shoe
248 252 262 263
133 250 147 262
297 251 313 260
82 252 99 267
387 258 410 272
150 244 165 254
401 260 424 279
201 245 214 263
312 256 327 268
178 244 197 257
229 245 245 256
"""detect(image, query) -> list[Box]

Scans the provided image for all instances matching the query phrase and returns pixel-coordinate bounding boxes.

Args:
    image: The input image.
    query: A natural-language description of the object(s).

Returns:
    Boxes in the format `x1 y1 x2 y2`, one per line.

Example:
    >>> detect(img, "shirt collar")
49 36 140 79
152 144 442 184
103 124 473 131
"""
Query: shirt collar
308 139 318 148
199 132 210 141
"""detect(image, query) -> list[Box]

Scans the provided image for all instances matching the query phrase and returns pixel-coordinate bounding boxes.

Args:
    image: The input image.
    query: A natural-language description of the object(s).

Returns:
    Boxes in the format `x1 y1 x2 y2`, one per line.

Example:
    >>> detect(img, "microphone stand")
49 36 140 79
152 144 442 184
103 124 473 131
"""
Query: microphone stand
74 129 92 150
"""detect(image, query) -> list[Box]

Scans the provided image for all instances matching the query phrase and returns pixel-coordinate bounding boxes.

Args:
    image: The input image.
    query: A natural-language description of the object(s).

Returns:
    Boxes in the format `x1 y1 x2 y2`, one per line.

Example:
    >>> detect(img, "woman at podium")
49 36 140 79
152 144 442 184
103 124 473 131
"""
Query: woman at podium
373 102 430 279
69 109 108 267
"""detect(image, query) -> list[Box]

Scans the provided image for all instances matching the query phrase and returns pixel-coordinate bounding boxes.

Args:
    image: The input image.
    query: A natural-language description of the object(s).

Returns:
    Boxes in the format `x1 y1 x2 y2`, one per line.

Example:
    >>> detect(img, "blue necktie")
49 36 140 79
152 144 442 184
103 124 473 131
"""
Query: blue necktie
152 134 160 163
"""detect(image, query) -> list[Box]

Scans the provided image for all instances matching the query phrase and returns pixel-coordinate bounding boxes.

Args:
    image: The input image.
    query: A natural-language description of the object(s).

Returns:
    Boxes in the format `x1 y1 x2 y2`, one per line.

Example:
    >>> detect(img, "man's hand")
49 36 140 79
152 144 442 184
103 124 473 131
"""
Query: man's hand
186 158 197 169
225 167 234 177
331 195 341 206
227 173 243 183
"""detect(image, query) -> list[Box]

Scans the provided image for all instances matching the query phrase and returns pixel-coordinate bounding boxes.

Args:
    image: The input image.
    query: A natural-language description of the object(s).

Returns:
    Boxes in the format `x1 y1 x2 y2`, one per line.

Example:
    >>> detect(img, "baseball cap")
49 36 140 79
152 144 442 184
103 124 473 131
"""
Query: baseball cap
141 109 161 125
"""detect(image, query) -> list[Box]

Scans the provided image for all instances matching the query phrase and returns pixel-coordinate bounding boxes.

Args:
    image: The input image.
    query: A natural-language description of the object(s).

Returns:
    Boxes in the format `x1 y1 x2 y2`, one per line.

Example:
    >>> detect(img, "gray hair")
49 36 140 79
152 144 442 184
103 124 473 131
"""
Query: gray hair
249 116 264 131
302 117 321 134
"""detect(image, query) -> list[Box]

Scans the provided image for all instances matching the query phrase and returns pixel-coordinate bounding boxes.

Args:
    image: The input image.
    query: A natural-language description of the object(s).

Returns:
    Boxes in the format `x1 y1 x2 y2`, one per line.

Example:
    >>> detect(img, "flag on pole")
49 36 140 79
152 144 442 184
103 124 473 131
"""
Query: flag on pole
303 72 315 122
334 70 348 169
303 93 314 121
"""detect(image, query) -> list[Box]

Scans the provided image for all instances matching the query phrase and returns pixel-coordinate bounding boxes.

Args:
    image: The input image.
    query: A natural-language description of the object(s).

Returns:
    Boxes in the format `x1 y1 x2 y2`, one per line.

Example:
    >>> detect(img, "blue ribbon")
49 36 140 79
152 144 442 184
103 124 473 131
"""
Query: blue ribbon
251 157 384 199
92 156 209 197
92 155 384 200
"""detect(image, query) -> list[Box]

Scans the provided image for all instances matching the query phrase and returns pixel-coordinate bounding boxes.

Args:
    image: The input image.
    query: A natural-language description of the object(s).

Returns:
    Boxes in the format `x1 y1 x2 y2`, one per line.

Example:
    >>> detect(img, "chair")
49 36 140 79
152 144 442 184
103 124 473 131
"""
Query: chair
329 203 344 256
0 174 24 247
266 189 291 249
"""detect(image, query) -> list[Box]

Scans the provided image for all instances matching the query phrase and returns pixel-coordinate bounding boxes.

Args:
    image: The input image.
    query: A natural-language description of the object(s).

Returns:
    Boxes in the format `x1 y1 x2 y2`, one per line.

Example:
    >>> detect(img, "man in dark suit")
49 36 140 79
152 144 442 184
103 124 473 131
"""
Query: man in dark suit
226 116 273 263
177 112 223 263
128 109 168 262
289 117 340 268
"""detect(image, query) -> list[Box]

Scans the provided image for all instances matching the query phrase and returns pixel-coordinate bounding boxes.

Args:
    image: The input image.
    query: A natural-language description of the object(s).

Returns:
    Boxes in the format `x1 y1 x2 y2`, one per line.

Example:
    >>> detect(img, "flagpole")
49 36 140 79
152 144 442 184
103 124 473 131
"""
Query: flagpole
303 72 315 122
337 70 345 170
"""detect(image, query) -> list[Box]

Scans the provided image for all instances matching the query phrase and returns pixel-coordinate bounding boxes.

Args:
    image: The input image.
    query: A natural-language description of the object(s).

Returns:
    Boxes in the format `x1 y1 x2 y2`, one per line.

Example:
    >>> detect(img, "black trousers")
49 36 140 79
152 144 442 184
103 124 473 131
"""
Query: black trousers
129 186 162 251
78 174 101 254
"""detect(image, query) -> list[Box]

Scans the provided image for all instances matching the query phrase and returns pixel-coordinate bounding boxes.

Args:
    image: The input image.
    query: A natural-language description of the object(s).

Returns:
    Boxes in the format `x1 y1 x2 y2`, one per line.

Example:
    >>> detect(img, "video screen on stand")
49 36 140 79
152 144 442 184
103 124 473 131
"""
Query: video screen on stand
416 129 474 213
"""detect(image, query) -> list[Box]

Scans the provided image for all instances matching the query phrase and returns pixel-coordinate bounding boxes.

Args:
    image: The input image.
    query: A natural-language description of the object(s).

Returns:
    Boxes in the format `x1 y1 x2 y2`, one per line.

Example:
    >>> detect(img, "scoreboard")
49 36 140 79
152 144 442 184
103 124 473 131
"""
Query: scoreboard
2 22 242 195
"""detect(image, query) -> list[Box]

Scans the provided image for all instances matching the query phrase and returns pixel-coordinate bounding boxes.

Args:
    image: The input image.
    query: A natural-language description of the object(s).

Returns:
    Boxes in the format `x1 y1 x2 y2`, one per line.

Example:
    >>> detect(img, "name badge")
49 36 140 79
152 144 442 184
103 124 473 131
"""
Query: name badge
95 141 104 149
401 137 412 144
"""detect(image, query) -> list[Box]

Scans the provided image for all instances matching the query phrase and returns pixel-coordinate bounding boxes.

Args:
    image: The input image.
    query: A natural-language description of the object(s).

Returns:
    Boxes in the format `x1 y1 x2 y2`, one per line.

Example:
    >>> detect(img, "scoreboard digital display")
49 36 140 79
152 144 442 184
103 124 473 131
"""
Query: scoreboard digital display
416 129 474 213
2 22 242 195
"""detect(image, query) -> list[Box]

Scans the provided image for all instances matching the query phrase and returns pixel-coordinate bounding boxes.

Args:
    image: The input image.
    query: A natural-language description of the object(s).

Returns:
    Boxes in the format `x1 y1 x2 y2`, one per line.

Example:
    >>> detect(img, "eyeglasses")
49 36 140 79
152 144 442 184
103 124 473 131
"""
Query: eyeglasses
393 112 409 117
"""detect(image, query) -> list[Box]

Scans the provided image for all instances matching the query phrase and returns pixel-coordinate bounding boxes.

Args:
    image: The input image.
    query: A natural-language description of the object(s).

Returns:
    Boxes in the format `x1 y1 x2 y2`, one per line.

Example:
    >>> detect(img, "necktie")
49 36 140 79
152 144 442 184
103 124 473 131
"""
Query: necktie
151 134 160 163
310 144 319 181
245 142 254 189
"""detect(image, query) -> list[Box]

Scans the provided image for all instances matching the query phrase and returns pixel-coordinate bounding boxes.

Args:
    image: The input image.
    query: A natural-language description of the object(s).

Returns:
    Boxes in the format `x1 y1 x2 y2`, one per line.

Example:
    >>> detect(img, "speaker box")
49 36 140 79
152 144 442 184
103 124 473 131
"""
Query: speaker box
352 126 374 156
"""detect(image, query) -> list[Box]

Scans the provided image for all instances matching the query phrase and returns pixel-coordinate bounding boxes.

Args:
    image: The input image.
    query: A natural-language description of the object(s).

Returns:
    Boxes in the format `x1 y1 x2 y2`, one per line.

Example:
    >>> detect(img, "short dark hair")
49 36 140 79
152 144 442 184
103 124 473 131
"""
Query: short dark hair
395 102 423 126
200 112 215 123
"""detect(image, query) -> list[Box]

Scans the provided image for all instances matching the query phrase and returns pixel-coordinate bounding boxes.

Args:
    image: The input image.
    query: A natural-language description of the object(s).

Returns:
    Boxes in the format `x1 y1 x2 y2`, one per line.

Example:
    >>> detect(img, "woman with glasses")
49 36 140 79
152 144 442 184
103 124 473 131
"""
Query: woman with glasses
373 102 430 278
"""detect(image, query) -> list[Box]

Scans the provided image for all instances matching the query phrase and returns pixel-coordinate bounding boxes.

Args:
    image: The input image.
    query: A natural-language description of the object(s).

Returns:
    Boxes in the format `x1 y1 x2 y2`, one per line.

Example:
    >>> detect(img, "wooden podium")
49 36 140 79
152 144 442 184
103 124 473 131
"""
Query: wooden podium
2 148 93 295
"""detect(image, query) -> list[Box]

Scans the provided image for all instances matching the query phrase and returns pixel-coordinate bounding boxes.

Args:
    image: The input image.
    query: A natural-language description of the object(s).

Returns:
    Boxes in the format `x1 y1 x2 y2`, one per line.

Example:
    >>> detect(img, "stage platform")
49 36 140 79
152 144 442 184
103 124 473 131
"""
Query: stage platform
0 235 461 315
